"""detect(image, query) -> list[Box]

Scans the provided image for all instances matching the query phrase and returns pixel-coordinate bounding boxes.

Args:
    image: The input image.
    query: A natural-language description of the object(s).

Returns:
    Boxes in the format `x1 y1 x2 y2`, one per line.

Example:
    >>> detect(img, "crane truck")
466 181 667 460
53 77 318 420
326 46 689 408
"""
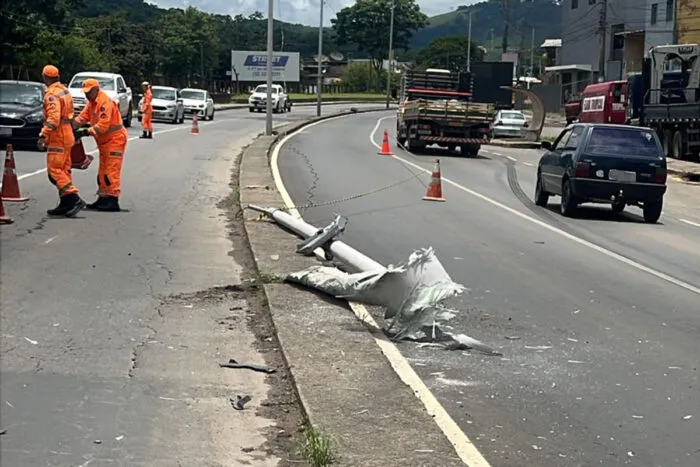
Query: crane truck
396 64 512 157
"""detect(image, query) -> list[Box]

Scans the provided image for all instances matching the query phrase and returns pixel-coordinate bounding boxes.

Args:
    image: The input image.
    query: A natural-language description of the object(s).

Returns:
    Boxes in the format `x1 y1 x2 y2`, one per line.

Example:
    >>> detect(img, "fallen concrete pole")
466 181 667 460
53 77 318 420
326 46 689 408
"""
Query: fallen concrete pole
248 205 384 272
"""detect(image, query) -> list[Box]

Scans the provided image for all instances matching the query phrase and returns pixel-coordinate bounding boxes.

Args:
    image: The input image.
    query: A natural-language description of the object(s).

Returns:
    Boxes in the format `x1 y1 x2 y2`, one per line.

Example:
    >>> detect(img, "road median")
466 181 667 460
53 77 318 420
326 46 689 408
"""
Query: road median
237 109 467 465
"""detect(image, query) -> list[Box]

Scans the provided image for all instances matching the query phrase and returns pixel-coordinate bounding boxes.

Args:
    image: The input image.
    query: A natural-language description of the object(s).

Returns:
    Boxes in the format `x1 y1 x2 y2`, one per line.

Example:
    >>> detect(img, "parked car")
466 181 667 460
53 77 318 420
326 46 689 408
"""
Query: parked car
535 123 667 223
0 80 45 148
137 86 184 124
492 110 528 138
179 88 214 120
67 72 133 127
248 84 289 113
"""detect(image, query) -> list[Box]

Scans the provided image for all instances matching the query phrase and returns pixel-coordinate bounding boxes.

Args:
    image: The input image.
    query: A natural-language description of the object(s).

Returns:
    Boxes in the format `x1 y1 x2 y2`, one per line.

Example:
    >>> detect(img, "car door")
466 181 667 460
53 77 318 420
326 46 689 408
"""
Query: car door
540 128 572 194
554 125 585 187
116 77 128 116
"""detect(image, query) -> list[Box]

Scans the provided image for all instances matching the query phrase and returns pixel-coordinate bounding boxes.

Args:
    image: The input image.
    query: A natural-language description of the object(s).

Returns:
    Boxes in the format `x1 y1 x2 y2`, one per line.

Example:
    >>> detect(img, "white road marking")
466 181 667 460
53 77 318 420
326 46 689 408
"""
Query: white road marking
368 116 700 297
272 114 492 467
523 162 534 167
506 156 518 162
9 116 237 183
44 235 58 245
491 151 502 156
679 218 700 228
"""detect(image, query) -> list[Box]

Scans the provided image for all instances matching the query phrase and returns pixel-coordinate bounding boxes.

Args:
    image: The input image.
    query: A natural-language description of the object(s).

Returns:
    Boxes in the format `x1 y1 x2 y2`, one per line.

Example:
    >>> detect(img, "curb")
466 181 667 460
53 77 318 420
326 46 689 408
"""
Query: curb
668 166 700 179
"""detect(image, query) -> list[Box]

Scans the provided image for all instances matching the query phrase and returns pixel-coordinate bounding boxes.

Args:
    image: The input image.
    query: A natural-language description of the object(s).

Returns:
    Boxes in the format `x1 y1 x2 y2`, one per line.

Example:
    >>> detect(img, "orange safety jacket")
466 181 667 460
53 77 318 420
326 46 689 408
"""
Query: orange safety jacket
141 87 152 113
75 89 127 145
39 82 74 141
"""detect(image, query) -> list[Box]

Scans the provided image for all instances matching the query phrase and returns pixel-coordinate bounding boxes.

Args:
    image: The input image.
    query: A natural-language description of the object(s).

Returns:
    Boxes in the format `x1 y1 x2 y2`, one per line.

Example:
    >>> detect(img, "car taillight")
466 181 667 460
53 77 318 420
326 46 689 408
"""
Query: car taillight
573 161 590 177
653 167 667 184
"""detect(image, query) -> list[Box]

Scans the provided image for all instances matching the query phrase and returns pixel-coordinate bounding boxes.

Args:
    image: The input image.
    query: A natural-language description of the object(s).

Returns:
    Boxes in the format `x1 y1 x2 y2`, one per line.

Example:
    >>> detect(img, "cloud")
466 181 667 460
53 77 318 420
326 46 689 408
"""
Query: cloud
148 1 479 26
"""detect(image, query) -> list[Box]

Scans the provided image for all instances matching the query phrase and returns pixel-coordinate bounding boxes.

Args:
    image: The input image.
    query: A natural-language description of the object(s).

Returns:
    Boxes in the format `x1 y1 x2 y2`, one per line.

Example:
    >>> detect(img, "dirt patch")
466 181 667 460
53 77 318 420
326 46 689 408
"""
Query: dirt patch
213 146 307 465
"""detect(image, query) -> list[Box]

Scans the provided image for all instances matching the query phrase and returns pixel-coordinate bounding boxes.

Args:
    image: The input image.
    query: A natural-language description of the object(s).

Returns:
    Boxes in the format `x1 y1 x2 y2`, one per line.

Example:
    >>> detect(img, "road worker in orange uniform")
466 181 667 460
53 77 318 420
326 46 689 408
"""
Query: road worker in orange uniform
74 78 127 212
38 64 86 217
140 81 153 139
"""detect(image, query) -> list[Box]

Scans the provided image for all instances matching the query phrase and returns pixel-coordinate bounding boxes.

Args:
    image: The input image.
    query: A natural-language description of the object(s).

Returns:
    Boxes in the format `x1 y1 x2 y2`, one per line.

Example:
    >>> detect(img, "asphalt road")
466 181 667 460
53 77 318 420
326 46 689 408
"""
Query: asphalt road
276 111 700 467
0 103 377 465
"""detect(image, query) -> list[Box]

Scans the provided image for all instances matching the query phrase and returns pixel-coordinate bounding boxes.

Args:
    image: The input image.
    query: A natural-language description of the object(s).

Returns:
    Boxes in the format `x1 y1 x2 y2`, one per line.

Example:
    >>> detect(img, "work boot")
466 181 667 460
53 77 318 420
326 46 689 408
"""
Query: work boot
139 131 148 139
147 131 153 139
96 196 121 212
46 195 71 216
86 197 108 210
63 193 86 218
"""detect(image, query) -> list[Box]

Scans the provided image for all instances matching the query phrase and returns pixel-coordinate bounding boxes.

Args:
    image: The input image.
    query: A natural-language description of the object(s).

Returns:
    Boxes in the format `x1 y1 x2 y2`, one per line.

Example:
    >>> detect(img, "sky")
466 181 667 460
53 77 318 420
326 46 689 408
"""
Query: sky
149 1 480 26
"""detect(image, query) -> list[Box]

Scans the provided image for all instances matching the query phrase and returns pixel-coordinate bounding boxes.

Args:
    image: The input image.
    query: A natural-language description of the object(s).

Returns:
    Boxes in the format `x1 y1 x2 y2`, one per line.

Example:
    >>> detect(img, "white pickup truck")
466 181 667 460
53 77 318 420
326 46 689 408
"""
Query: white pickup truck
67 72 133 127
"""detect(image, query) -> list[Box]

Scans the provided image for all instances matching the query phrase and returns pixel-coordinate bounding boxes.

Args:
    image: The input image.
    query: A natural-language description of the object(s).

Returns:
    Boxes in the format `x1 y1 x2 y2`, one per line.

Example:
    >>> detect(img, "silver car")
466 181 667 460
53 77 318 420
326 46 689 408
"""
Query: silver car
492 110 528 138
179 88 215 120
137 86 184 124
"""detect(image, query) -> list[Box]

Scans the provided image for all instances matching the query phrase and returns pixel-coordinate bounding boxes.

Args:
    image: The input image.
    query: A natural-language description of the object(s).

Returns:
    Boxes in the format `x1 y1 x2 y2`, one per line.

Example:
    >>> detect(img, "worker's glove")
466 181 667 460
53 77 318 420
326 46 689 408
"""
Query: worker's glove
75 127 90 138
37 136 46 151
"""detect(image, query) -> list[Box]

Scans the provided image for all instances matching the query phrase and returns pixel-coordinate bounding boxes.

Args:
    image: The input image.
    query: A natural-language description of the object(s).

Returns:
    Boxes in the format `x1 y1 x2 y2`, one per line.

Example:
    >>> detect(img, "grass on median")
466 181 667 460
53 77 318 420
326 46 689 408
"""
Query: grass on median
298 424 336 466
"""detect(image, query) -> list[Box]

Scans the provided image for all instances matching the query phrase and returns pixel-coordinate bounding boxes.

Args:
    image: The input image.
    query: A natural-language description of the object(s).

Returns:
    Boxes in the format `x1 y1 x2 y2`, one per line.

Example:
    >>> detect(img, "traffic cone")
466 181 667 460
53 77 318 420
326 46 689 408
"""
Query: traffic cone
378 130 393 156
422 159 446 202
190 112 200 135
0 197 13 224
1 144 29 202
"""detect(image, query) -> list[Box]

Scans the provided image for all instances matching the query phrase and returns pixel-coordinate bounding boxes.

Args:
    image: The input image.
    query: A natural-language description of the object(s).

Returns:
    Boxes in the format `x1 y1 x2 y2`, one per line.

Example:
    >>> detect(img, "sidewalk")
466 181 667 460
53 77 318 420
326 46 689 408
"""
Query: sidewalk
238 113 469 465
668 158 700 179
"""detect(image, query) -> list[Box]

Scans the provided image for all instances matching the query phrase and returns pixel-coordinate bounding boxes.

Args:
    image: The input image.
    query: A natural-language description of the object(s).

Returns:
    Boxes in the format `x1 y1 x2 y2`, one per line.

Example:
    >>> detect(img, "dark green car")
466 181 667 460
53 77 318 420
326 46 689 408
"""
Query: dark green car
535 123 667 223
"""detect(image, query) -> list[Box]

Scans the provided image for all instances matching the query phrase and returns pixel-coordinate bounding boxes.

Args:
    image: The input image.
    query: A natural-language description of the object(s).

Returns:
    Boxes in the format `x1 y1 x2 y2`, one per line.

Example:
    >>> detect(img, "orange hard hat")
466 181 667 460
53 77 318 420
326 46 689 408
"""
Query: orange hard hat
42 65 59 78
81 78 100 93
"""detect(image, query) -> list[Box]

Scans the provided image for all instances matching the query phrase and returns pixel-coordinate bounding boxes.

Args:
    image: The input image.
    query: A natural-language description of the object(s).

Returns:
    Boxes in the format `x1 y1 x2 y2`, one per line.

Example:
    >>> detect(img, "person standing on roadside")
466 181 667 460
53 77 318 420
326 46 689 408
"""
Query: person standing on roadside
74 78 127 212
140 81 153 139
38 64 86 217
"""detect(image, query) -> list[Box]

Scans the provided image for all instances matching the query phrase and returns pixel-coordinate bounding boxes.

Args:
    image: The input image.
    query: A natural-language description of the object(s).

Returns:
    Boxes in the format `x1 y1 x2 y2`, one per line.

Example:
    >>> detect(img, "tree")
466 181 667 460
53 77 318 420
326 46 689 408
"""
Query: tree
415 35 485 72
332 0 427 75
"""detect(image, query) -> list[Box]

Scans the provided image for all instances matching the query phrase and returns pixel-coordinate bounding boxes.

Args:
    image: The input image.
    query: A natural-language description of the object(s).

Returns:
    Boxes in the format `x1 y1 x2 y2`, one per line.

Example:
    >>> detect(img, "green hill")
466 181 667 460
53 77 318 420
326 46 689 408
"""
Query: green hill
411 0 562 52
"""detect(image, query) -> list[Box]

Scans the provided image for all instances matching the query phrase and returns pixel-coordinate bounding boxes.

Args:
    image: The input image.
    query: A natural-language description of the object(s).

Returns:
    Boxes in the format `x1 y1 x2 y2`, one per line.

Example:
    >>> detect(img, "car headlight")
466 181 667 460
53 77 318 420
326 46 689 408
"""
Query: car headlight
25 110 43 123
198 104 204 108
166 103 175 108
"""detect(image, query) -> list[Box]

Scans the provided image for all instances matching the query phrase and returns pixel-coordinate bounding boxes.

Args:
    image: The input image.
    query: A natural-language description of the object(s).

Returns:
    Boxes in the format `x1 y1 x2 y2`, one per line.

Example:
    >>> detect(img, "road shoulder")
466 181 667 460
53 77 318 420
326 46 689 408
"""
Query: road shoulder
238 116 466 465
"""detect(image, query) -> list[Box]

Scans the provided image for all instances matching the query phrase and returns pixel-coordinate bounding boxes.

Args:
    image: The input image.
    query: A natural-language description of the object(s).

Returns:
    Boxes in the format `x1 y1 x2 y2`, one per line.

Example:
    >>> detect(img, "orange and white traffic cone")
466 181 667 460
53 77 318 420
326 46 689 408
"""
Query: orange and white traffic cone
0 197 13 224
190 112 200 135
422 159 446 202
378 129 393 156
1 144 29 202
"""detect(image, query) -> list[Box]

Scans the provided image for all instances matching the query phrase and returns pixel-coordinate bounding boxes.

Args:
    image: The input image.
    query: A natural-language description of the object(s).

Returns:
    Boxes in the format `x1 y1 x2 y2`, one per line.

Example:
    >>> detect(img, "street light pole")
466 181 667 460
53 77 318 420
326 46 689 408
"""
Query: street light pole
265 0 274 136
385 0 395 110
467 10 472 72
316 0 324 117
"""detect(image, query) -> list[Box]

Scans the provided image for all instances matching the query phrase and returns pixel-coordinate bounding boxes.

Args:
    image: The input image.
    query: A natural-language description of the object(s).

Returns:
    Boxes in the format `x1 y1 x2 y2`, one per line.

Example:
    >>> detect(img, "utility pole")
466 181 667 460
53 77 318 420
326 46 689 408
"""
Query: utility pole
530 27 535 77
598 0 608 82
200 43 205 88
385 0 395 109
316 0 324 117
490 28 495 52
501 0 510 53
467 10 472 72
265 0 274 136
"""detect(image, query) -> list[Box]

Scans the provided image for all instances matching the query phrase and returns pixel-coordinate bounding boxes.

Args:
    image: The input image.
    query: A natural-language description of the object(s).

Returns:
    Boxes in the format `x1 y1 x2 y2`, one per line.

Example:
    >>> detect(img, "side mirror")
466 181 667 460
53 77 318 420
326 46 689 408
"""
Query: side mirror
118 87 127 93
523 121 529 128
540 141 552 150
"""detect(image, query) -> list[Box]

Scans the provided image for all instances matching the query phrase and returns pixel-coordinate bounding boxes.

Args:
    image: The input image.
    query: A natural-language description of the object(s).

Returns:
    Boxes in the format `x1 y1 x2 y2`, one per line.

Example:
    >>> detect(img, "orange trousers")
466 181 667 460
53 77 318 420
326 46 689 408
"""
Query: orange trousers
96 132 127 198
142 111 153 132
46 127 78 197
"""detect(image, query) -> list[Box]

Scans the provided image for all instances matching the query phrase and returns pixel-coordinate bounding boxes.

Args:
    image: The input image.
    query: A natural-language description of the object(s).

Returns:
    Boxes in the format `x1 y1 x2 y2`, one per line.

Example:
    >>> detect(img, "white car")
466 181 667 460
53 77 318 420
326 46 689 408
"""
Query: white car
137 86 184 124
248 84 289 113
492 110 528 138
179 88 214 120
68 72 133 127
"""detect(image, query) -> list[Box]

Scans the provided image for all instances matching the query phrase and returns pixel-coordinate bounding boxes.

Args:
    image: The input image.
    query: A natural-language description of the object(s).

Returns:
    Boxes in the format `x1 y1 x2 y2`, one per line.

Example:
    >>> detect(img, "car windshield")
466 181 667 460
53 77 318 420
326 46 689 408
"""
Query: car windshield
70 76 115 91
254 86 278 94
0 82 43 106
180 90 205 100
586 127 661 158
152 88 177 100
501 112 525 120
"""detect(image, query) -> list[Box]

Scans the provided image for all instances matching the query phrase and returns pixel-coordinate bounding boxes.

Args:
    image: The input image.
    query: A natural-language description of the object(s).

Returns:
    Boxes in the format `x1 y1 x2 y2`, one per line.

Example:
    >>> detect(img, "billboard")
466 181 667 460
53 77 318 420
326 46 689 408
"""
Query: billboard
231 50 300 82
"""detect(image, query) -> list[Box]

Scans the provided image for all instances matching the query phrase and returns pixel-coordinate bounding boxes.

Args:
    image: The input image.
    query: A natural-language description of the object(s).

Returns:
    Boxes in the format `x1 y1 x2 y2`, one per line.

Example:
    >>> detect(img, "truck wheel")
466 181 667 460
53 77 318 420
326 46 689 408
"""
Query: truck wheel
672 130 684 160
124 106 133 128
447 144 456 153
643 199 663 224
662 130 672 157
